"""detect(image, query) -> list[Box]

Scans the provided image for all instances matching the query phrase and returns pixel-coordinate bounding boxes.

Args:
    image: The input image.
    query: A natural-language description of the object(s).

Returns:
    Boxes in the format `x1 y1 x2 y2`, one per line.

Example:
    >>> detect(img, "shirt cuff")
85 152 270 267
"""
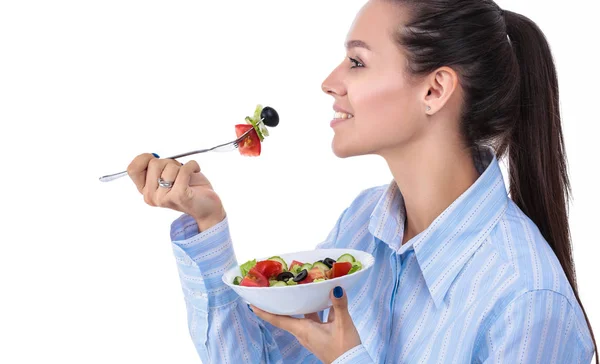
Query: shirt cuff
331 345 373 364
170 214 239 308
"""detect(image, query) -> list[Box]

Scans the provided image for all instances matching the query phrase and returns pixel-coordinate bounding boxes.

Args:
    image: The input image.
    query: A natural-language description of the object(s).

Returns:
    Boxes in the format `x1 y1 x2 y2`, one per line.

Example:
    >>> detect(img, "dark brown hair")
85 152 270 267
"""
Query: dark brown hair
389 0 597 360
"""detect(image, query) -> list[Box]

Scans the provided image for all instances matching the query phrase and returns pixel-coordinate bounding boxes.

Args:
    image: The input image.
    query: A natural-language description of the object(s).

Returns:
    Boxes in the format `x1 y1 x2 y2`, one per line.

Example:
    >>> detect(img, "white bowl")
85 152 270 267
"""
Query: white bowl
222 248 375 315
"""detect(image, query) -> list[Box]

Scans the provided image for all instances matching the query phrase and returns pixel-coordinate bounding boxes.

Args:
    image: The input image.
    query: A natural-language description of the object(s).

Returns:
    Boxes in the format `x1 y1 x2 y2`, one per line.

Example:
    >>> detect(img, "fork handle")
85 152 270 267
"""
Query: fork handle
99 168 208 185
98 149 210 182
99 170 129 182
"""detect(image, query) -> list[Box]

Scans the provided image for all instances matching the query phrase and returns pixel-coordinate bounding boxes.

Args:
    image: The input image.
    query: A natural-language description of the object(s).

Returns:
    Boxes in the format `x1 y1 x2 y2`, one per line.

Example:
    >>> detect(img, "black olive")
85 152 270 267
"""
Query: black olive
293 269 308 282
276 272 294 282
261 106 279 127
323 258 336 269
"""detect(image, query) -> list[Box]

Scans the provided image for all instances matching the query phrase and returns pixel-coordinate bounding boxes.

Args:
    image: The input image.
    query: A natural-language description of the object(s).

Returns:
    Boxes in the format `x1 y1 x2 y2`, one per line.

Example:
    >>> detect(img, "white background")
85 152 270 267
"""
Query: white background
0 0 598 363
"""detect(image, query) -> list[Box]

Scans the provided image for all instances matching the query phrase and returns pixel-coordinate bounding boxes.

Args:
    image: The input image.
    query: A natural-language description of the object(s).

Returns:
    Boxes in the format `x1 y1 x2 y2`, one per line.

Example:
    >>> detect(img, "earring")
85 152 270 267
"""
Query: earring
426 106 431 112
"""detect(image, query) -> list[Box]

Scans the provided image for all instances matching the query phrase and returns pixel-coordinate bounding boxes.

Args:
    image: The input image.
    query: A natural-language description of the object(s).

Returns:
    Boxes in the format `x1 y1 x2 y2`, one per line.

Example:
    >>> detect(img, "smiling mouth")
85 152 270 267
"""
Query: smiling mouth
333 111 354 120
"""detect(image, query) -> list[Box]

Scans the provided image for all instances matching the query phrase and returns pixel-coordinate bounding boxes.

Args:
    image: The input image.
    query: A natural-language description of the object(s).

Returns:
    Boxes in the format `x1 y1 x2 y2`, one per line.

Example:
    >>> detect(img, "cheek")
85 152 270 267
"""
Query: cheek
350 74 419 136
330 72 423 158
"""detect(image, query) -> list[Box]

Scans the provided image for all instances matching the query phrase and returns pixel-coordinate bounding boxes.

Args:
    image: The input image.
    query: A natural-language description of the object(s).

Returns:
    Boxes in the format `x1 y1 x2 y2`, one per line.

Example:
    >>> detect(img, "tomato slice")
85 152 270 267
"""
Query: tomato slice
235 124 261 156
289 260 304 271
254 260 283 279
299 267 326 284
330 262 352 278
239 267 269 287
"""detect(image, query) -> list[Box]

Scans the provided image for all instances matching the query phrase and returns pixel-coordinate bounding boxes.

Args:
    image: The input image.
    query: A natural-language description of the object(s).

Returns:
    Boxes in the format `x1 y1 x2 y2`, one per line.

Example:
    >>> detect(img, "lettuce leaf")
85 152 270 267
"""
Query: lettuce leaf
240 259 257 277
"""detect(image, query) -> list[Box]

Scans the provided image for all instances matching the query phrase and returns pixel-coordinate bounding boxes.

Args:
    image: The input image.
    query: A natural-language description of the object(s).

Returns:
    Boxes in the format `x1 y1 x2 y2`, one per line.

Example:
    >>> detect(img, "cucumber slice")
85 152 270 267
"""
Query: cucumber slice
300 263 313 271
247 105 266 141
258 121 269 137
271 281 287 287
269 279 279 287
348 261 362 275
267 256 288 271
312 262 330 273
337 254 356 263
245 116 265 141
253 104 263 121
290 264 303 275
286 280 298 286
233 276 243 285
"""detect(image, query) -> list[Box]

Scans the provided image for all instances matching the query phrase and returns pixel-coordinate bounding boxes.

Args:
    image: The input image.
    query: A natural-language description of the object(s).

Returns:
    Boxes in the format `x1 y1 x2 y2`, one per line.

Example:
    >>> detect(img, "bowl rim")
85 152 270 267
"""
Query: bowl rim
221 248 375 290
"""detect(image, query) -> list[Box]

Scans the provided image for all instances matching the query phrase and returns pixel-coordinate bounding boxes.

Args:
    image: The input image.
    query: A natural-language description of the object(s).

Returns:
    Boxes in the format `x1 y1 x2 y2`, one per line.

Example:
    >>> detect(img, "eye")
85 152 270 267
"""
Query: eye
348 57 364 69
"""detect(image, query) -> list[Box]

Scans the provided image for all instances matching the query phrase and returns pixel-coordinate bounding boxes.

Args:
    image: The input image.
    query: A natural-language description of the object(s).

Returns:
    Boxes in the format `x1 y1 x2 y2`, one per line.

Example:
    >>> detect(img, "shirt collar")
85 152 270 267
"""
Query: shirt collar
368 147 509 308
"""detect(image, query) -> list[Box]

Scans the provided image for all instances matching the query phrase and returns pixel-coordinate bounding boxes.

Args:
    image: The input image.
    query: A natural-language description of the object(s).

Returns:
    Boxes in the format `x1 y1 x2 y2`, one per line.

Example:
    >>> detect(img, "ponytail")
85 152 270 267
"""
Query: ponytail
504 10 598 362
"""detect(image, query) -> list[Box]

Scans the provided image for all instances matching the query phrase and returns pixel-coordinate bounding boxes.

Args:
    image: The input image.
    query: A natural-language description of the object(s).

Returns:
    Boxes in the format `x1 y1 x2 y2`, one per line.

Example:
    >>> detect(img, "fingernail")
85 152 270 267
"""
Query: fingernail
247 304 254 312
152 153 160 158
334 286 343 299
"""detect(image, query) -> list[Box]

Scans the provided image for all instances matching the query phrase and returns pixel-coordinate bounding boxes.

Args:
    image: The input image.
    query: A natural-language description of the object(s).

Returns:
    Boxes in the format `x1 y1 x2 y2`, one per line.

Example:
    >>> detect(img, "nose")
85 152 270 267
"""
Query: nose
321 63 346 97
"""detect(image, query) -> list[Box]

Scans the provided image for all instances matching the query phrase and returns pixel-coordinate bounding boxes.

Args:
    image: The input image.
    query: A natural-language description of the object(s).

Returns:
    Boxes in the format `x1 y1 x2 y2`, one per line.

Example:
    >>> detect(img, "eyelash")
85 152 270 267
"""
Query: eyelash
348 57 364 69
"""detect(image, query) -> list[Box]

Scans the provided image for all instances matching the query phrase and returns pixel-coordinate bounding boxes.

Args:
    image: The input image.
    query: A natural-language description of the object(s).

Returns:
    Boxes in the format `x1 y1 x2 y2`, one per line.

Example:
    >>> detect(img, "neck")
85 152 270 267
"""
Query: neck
382 138 480 245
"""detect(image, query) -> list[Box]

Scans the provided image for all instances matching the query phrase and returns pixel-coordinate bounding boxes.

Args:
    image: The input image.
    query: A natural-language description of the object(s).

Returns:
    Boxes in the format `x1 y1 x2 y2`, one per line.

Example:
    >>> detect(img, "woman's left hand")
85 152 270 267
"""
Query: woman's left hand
251 286 361 364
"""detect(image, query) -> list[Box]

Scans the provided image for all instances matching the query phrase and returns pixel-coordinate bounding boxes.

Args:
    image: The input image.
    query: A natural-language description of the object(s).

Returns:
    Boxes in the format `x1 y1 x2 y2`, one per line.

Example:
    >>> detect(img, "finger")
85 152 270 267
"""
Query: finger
304 312 321 324
127 153 157 193
145 157 170 191
170 161 201 202
160 161 181 184
143 158 171 206
327 307 336 324
250 306 306 337
155 161 181 207
173 160 201 190
330 286 350 327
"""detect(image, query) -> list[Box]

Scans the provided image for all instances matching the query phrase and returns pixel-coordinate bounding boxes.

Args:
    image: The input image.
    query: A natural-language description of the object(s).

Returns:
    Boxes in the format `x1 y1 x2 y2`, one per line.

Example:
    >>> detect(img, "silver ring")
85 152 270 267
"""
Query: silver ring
158 177 174 189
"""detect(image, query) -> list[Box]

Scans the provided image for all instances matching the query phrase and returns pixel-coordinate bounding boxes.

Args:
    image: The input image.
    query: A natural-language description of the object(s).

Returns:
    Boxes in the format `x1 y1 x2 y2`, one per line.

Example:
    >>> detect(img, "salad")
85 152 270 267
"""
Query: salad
233 253 363 287
236 104 279 156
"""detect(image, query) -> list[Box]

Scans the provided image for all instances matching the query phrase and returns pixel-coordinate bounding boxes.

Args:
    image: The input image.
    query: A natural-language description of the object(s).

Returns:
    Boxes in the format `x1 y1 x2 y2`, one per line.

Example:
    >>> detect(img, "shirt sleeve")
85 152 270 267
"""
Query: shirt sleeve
170 210 348 364
478 290 595 364
331 345 375 364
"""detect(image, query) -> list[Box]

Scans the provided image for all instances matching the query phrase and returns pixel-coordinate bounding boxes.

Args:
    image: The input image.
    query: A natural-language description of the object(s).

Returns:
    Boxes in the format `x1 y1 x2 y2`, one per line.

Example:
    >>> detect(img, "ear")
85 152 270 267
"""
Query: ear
423 66 459 115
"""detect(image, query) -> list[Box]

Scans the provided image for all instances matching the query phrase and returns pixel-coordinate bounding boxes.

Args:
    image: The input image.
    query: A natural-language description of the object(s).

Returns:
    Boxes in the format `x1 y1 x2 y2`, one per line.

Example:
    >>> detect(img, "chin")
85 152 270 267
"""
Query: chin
331 138 369 158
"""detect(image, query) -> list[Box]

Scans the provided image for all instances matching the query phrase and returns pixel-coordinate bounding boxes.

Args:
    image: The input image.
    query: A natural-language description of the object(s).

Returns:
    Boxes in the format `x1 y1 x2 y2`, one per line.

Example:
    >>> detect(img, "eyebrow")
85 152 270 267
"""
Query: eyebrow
345 39 371 51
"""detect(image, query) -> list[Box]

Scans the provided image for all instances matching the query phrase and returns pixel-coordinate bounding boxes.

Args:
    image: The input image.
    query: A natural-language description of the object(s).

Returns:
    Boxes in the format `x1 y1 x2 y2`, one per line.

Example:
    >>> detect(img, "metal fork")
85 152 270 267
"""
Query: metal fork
98 128 254 182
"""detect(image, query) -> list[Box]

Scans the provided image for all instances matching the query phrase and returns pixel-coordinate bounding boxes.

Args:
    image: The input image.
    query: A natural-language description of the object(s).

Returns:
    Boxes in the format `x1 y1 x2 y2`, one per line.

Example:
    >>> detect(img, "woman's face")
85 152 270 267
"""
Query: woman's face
322 0 428 158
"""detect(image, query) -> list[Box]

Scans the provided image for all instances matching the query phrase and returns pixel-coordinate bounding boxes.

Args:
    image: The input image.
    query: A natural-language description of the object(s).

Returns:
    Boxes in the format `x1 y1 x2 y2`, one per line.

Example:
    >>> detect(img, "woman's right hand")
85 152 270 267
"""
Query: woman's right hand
127 153 226 231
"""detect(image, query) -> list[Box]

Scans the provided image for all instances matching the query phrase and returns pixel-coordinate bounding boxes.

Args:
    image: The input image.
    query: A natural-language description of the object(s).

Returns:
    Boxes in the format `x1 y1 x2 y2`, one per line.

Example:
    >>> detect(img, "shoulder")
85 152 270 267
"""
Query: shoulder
476 289 595 362
320 183 388 248
480 200 593 353
349 184 389 207
488 200 572 296
338 184 388 224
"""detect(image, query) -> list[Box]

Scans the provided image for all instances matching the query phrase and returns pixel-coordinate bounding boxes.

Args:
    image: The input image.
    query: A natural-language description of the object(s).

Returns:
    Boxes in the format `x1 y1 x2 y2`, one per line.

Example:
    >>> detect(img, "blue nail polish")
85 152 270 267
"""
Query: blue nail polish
247 304 254 312
152 153 160 158
334 286 343 298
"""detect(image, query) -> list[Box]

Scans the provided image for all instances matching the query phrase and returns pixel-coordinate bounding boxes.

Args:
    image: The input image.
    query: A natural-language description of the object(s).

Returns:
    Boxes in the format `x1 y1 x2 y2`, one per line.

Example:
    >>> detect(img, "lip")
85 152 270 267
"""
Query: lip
330 116 353 128
331 105 353 128
333 104 352 114
330 118 347 128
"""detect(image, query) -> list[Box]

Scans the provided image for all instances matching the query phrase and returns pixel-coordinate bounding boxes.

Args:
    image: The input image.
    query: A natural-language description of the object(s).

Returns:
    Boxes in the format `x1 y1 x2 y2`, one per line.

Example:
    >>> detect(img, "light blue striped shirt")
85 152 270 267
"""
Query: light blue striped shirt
170 148 595 363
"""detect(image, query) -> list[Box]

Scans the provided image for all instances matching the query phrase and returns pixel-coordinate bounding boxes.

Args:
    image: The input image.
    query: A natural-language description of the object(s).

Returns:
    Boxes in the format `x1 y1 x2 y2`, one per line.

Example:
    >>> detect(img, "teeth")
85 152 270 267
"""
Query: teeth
334 111 354 119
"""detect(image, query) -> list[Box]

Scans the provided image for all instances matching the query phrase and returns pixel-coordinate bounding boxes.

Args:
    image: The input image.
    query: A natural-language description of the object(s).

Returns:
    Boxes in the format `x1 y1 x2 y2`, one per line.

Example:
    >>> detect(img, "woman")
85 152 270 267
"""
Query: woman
127 0 597 362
